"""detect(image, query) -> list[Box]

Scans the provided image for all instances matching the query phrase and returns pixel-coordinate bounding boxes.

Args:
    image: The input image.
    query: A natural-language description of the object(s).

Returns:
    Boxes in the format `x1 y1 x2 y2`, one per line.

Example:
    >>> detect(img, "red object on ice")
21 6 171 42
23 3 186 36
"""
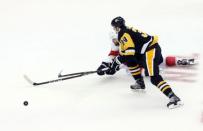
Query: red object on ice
166 56 176 66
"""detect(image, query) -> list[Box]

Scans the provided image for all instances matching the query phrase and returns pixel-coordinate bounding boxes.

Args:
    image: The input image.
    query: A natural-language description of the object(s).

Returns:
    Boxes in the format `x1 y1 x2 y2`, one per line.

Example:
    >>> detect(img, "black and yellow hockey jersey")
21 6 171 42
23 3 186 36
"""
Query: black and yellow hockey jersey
118 26 158 56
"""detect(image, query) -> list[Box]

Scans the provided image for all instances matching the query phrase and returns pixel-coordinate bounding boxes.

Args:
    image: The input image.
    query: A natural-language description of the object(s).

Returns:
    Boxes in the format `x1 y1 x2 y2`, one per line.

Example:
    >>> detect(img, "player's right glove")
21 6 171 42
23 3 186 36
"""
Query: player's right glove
97 62 111 75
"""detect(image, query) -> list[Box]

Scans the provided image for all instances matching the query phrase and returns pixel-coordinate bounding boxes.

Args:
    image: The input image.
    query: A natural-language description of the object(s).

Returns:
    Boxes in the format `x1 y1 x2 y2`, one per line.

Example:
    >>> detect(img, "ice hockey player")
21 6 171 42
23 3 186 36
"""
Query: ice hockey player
97 16 183 109
100 30 197 70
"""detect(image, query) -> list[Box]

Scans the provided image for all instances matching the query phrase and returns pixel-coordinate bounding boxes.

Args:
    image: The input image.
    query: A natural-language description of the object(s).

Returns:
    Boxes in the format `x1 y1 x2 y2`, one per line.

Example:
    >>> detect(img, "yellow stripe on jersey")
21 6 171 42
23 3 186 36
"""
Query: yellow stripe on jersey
119 33 135 56
146 48 155 76
149 35 159 47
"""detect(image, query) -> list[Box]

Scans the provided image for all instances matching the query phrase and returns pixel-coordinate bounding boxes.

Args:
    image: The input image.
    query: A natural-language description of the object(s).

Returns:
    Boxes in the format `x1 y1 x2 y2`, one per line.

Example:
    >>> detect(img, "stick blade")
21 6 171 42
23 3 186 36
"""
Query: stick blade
58 70 63 78
23 75 35 85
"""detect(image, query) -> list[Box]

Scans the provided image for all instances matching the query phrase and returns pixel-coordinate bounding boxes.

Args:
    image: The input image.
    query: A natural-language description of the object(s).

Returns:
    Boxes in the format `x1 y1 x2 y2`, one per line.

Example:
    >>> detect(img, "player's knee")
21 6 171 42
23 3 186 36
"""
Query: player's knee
150 75 163 86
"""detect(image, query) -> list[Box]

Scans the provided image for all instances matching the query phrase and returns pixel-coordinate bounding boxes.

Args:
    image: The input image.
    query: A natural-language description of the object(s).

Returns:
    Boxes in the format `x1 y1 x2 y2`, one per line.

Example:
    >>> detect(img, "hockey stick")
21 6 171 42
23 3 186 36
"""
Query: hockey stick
23 68 109 86
23 71 97 86
58 70 97 78
23 74 84 86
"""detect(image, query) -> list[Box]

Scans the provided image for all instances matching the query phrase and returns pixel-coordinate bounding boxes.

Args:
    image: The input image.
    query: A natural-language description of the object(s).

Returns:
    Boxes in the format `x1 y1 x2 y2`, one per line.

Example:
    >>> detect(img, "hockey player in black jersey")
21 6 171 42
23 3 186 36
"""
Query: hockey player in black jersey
97 16 183 109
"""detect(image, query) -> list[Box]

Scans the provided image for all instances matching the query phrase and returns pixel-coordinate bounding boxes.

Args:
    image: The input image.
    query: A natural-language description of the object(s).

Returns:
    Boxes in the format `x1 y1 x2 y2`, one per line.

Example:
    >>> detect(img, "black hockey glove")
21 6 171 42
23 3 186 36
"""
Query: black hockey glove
106 56 121 75
97 62 111 75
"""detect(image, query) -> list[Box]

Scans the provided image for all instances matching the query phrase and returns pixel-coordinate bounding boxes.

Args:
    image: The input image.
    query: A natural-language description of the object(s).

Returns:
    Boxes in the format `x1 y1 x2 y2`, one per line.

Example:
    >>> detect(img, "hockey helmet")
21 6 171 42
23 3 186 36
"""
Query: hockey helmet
111 16 125 28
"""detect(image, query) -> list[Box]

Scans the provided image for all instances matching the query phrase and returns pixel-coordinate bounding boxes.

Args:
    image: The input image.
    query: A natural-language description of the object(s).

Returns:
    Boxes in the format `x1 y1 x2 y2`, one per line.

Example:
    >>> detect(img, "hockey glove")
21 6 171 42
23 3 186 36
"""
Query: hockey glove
97 62 111 75
106 56 121 75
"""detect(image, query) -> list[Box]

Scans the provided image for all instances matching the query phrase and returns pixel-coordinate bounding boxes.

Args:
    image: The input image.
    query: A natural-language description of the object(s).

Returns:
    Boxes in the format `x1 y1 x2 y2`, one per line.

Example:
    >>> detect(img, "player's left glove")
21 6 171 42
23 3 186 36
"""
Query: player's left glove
106 56 122 75
97 62 111 75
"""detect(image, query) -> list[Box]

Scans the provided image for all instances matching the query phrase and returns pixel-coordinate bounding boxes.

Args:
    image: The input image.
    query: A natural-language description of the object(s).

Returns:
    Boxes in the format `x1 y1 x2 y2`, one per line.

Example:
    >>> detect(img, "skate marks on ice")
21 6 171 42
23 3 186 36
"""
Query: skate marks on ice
162 53 200 83
162 67 198 83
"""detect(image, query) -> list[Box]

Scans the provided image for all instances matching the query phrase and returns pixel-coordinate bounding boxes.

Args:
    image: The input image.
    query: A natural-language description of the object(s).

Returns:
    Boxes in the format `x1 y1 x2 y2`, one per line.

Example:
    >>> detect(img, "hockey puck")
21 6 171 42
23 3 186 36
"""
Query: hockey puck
23 101 28 106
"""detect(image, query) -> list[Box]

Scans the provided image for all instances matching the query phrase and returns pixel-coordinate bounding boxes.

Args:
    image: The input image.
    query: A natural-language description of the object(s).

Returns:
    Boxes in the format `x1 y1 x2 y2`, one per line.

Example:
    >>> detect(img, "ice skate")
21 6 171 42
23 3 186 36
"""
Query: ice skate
167 95 183 109
130 78 146 93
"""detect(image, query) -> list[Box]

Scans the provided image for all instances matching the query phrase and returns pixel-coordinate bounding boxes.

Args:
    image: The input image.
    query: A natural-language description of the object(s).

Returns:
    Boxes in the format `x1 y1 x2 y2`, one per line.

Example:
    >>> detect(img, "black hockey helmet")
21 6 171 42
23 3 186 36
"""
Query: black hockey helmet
111 16 125 28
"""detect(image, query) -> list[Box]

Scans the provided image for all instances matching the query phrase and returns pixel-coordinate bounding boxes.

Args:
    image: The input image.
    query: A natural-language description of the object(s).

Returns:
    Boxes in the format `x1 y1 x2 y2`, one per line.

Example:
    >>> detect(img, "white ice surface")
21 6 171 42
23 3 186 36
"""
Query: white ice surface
0 0 203 131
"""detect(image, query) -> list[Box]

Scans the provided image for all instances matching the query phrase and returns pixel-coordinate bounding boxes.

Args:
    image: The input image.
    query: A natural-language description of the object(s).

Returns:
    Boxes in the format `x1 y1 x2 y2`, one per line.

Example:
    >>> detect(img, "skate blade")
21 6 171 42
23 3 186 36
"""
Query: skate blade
168 101 184 109
131 89 146 93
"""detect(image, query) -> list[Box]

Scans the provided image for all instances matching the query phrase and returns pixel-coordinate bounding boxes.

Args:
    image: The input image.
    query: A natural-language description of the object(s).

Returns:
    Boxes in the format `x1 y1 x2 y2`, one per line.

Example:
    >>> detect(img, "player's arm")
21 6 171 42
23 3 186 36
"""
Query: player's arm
97 32 119 75
105 33 138 75
108 31 119 60
117 32 137 63
108 39 119 60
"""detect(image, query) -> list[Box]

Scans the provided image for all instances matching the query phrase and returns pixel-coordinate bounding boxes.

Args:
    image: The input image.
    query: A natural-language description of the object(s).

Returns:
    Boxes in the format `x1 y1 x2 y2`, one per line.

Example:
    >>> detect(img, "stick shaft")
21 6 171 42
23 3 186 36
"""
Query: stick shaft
58 71 97 77
33 74 83 86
